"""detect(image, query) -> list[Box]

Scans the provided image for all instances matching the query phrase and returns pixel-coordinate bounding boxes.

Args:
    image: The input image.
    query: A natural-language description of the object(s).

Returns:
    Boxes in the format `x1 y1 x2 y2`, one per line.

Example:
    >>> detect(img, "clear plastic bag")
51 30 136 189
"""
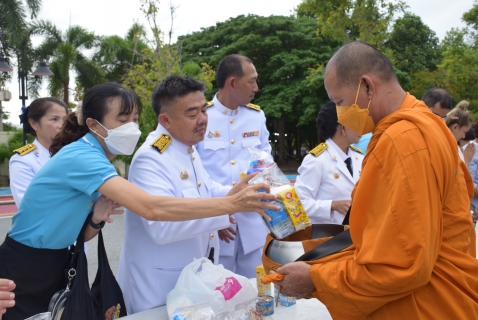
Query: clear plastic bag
249 164 312 239
171 302 216 320
238 147 275 181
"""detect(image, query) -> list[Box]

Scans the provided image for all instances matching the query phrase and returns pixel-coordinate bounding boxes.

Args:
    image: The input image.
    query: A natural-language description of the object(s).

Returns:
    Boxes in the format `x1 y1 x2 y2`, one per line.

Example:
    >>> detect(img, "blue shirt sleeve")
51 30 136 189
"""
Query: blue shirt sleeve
66 150 118 196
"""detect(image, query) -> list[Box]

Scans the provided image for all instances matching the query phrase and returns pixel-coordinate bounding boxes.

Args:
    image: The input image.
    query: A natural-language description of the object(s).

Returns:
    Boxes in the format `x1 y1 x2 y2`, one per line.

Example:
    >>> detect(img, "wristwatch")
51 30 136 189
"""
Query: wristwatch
88 213 105 229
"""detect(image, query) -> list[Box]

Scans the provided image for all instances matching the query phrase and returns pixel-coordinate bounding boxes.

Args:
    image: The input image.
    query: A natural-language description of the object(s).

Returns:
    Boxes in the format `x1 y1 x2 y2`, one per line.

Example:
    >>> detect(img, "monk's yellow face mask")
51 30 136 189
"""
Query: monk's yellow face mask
336 81 375 135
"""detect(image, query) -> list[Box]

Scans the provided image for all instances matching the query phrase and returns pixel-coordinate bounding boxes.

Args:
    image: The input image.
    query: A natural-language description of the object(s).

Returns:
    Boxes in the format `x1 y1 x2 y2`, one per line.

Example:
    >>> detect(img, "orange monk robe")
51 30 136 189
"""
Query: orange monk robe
309 93 478 319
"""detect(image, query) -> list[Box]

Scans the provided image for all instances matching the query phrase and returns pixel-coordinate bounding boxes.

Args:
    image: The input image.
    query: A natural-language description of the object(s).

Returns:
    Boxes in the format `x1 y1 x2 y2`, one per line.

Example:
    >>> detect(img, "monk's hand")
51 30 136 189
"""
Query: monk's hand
274 262 315 299
0 279 15 318
331 200 351 215
229 182 279 221
218 216 237 243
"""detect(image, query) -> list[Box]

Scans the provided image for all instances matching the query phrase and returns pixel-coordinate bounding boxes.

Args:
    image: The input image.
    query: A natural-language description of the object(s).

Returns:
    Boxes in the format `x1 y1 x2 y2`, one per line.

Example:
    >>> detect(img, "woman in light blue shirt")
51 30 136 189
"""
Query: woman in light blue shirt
0 82 278 319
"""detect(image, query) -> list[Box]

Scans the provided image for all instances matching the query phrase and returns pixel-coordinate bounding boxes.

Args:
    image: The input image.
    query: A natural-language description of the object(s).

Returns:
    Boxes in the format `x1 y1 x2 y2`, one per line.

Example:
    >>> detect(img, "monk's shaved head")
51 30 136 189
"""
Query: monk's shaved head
326 41 397 88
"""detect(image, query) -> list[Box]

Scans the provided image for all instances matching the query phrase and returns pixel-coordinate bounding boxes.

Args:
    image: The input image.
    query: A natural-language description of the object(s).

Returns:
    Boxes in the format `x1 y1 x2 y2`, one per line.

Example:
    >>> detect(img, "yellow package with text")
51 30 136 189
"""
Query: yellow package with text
275 186 311 231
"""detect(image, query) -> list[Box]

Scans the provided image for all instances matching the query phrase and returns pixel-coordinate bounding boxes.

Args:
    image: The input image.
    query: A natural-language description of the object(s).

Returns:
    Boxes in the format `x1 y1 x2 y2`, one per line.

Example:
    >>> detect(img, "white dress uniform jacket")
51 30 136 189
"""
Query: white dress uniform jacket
295 139 364 224
9 139 50 206
117 123 231 314
196 94 271 277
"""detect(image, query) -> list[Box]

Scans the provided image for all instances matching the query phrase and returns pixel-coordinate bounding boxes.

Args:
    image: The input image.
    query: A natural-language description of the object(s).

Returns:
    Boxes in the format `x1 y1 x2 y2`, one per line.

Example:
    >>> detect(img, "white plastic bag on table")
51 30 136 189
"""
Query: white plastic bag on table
166 258 257 319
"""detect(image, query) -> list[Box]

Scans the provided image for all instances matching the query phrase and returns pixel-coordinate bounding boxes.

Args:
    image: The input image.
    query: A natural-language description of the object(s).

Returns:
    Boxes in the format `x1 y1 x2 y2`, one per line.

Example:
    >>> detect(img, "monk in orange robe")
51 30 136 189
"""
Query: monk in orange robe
273 41 478 319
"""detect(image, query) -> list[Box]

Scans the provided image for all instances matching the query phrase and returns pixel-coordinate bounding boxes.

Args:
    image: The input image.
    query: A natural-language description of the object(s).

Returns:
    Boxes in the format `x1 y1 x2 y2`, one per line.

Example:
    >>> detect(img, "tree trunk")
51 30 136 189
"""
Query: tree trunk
0 101 3 131
295 127 301 161
277 117 287 165
63 79 69 105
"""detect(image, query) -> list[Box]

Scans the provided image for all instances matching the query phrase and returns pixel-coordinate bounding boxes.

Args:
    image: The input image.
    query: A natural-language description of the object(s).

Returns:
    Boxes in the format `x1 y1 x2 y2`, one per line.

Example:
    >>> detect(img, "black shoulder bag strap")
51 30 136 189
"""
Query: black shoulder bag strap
295 207 353 262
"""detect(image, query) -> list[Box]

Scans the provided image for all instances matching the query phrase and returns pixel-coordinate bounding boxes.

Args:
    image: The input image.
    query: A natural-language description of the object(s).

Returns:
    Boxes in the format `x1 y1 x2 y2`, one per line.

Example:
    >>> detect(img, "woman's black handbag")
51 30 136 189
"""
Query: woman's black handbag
57 223 128 320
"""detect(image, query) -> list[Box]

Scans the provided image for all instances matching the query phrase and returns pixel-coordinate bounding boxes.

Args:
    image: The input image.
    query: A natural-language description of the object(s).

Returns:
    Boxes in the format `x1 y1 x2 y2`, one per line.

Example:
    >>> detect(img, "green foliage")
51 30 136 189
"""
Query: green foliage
385 13 441 74
438 28 478 111
463 0 478 33
116 0 215 164
1 0 41 47
0 130 34 164
31 21 102 104
297 0 407 47
94 23 149 83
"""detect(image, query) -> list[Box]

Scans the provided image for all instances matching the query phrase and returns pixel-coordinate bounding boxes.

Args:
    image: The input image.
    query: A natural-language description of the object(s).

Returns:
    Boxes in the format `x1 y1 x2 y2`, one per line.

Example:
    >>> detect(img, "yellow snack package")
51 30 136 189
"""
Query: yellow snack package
256 265 272 296
274 187 311 231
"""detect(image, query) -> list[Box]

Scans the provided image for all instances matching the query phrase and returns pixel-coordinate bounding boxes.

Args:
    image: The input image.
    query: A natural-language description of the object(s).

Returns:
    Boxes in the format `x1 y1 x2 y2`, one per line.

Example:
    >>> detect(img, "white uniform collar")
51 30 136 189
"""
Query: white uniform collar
154 123 195 155
33 138 48 156
212 93 240 117
327 138 350 162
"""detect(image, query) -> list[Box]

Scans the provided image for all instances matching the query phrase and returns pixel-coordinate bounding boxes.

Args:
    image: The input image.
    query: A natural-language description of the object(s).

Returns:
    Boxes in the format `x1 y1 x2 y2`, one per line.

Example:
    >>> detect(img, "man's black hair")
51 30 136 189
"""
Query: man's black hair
151 75 206 116
216 54 253 89
421 88 452 110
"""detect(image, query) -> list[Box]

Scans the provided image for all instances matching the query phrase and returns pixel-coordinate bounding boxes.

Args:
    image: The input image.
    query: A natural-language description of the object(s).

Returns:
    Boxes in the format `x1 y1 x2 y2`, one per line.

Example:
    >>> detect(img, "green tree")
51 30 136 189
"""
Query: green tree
116 0 217 165
0 0 41 46
463 0 478 34
1 0 44 98
30 21 102 104
297 0 406 47
439 28 478 110
385 13 441 74
94 23 149 83
179 14 339 163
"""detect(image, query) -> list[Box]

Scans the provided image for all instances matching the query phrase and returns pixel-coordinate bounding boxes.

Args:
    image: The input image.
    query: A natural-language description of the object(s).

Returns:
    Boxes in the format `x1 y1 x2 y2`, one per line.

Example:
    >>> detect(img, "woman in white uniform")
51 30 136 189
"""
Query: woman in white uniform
295 101 364 224
9 97 68 206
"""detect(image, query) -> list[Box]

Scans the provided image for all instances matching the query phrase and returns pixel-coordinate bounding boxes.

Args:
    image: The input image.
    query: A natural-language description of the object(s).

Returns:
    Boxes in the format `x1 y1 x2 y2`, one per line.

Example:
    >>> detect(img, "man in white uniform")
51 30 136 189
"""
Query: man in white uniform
196 54 271 278
117 76 234 314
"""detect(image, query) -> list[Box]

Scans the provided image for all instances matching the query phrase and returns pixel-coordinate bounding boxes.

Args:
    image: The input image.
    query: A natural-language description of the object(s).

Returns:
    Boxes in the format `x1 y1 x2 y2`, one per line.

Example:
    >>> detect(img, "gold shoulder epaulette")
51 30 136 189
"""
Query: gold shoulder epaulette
245 103 261 111
150 134 172 154
309 143 327 157
350 145 364 155
13 143 36 156
206 101 214 108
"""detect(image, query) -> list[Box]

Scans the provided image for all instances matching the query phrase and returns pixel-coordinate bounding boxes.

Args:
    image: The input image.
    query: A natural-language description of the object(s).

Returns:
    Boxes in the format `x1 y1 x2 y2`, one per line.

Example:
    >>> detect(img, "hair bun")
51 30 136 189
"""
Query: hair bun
456 100 470 111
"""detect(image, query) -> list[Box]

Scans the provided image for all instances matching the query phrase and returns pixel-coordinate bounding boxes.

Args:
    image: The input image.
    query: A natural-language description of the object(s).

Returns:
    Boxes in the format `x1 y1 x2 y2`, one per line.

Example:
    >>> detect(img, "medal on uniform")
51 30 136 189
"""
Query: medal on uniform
208 131 213 138
180 170 189 180
333 172 339 179
242 131 259 138
214 130 220 138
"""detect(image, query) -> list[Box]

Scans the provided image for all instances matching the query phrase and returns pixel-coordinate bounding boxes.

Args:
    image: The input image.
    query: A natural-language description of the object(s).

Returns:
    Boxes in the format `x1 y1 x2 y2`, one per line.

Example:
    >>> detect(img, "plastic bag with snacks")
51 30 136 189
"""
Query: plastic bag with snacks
237 147 275 181
166 258 257 319
249 163 311 239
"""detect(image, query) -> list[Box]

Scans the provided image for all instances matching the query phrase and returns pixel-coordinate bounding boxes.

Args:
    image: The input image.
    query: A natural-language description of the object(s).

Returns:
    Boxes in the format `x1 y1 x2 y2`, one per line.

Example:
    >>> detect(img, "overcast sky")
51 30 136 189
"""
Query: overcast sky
1 0 473 126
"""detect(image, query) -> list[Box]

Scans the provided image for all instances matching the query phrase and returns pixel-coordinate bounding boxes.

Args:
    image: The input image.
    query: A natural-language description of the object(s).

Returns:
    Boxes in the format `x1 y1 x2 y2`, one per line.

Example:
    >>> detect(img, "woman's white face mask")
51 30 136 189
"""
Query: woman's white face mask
91 120 141 155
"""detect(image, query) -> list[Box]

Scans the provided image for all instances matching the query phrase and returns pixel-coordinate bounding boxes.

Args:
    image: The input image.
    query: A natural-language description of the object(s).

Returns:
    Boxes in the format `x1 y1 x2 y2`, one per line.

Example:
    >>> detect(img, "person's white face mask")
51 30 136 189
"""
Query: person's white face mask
92 120 141 155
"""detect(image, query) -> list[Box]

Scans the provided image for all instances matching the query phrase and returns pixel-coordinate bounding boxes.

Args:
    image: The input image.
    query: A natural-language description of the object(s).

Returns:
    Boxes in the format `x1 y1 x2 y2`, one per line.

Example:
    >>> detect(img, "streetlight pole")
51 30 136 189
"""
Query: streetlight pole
0 47 53 145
